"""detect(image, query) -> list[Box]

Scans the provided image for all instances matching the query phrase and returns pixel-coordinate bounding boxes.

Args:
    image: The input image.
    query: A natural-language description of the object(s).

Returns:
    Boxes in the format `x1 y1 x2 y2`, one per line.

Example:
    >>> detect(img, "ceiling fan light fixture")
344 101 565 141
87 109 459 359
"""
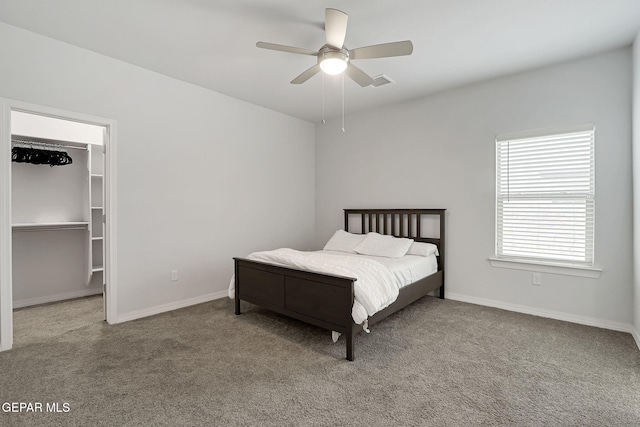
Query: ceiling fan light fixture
257 8 413 87
319 50 348 75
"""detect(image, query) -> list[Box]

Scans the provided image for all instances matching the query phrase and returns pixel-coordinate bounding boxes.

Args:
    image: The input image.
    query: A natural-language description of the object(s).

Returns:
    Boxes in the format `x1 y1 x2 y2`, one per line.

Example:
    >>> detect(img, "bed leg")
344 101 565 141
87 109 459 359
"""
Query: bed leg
346 330 354 361
439 284 445 299
234 262 241 314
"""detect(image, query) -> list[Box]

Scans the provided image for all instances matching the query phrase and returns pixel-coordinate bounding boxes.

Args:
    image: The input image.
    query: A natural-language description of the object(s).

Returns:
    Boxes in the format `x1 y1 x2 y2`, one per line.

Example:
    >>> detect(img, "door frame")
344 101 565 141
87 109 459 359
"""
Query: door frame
0 98 118 351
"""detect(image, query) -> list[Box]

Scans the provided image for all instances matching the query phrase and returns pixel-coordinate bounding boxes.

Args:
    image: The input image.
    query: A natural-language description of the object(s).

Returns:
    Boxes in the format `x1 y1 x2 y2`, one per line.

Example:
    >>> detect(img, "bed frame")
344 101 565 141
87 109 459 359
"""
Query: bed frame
234 208 446 361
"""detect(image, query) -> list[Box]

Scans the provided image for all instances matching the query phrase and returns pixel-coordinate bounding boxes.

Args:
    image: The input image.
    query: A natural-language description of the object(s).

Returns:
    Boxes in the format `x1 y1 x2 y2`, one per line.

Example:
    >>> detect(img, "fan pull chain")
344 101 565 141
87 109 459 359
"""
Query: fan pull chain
322 72 326 124
341 74 345 132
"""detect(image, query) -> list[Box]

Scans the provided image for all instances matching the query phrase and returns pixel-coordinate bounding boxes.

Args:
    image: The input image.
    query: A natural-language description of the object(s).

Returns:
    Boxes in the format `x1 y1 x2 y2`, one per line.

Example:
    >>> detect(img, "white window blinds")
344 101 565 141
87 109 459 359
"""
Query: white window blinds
495 125 595 266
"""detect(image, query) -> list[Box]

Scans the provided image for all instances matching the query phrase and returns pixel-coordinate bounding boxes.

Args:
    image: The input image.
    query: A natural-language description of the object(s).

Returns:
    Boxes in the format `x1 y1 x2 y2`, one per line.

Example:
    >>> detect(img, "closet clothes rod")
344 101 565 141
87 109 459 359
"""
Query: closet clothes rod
11 140 88 151
11 135 89 150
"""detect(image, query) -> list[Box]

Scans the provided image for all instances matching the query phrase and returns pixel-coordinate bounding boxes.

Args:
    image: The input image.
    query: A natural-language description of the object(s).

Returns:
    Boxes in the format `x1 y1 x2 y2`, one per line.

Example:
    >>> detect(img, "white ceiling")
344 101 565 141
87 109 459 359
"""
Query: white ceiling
1 0 640 123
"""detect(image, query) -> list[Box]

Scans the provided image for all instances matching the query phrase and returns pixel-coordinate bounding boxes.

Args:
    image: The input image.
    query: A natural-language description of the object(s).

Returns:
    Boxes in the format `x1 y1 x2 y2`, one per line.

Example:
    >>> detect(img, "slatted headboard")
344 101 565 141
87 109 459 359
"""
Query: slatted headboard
344 208 446 272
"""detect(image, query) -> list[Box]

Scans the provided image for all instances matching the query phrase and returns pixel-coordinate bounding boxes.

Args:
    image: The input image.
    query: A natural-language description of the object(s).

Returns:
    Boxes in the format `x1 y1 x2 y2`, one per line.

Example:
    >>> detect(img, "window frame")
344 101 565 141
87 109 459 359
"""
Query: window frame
490 124 601 277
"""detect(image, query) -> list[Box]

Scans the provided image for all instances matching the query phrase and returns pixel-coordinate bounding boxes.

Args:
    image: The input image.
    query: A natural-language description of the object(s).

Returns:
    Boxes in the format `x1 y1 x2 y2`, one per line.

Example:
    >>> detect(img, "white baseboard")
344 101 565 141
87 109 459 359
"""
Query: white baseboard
446 292 634 334
632 327 640 351
113 290 228 324
13 288 103 309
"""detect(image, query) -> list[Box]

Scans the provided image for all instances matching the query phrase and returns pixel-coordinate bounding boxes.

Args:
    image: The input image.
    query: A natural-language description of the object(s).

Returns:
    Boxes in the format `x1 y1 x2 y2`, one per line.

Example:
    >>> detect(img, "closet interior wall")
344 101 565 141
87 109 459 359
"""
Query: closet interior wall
11 113 104 308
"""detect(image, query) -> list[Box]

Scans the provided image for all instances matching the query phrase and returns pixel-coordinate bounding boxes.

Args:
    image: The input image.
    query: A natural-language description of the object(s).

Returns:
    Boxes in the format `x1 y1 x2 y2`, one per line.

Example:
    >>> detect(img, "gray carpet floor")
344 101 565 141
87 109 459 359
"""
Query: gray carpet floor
0 295 639 426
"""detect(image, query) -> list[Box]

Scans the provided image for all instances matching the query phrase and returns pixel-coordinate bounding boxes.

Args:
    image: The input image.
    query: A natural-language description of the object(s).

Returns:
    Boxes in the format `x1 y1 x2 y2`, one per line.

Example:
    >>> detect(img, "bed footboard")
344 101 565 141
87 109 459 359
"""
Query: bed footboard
234 258 358 360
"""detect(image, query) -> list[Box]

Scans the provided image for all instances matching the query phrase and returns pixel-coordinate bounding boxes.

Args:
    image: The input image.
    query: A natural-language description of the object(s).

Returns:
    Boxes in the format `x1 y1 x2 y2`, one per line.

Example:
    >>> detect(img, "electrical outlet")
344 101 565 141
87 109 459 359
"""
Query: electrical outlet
532 273 542 286
170 270 178 282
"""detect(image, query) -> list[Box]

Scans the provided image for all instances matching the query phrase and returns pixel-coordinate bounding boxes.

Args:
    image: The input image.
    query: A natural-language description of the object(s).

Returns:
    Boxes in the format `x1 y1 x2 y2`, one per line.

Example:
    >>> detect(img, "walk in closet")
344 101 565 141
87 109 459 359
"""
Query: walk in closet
11 112 105 308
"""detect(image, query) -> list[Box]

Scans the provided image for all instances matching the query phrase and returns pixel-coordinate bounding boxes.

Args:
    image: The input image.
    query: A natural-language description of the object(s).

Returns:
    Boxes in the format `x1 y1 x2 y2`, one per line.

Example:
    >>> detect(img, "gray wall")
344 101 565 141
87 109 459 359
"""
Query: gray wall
0 22 316 319
316 47 633 328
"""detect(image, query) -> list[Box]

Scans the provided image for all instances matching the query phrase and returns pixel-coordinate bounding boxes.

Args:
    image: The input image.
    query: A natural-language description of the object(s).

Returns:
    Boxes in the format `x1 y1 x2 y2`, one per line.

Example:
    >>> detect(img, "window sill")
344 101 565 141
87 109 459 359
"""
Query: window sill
488 257 602 278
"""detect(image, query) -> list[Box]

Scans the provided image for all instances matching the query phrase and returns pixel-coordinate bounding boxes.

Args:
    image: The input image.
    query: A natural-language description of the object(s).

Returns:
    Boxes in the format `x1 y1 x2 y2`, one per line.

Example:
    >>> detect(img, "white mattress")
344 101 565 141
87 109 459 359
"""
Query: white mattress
320 250 438 288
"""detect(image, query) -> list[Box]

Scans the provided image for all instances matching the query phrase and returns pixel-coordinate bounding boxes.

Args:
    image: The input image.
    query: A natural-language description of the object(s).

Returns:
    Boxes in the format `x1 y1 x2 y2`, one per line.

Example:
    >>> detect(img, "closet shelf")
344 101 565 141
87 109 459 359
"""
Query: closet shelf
91 206 103 210
91 174 103 178
12 222 89 232
91 236 104 241
92 267 104 273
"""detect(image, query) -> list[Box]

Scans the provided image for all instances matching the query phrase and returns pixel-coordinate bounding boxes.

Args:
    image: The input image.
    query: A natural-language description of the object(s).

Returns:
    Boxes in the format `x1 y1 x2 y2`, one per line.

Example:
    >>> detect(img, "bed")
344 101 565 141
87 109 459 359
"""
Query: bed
232 208 446 361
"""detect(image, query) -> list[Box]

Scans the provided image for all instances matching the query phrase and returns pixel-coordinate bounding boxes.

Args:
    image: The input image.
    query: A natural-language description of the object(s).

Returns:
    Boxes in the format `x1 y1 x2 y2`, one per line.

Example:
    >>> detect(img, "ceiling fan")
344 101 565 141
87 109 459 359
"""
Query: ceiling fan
256 8 413 87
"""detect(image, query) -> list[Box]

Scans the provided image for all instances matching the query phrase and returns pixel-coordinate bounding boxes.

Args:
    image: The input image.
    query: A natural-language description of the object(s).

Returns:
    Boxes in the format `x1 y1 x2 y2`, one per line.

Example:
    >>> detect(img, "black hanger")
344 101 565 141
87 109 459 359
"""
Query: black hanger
11 146 73 166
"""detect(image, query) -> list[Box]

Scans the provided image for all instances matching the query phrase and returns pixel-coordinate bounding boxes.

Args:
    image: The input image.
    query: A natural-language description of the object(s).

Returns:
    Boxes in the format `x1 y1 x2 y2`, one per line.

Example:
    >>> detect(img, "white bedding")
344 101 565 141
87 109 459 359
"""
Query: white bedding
228 249 438 325
320 250 437 288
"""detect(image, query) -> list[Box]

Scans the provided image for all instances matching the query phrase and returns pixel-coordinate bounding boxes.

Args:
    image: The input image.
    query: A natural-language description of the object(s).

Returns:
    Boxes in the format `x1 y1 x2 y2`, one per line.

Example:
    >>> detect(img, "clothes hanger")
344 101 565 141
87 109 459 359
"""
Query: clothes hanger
11 144 73 166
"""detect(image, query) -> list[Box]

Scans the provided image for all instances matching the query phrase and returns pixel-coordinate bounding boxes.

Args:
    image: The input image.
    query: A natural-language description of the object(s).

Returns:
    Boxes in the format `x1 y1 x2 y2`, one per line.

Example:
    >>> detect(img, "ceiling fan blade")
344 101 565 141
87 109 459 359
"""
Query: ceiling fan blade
291 64 321 84
350 40 414 60
256 42 317 56
345 64 374 87
325 8 348 49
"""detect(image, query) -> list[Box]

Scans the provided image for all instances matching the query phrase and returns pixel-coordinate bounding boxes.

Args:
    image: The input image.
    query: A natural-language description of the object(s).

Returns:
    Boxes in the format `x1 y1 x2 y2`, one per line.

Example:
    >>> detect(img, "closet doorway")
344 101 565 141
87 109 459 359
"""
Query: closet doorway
0 99 117 351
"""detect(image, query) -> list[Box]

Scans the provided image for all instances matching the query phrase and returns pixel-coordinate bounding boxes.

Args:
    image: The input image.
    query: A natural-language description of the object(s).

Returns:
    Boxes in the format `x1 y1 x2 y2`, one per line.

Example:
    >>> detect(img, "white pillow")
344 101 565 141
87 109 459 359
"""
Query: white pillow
323 230 366 253
406 241 439 257
353 232 414 258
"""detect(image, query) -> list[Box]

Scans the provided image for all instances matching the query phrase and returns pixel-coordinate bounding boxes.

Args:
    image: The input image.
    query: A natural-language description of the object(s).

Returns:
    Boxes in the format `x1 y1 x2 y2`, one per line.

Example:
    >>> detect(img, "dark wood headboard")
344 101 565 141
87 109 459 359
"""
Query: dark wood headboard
344 208 446 272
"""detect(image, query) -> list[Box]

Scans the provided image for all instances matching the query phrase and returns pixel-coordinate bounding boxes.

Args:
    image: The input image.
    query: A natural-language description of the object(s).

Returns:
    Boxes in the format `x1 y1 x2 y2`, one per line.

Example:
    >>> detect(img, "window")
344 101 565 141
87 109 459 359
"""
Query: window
495 124 595 267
